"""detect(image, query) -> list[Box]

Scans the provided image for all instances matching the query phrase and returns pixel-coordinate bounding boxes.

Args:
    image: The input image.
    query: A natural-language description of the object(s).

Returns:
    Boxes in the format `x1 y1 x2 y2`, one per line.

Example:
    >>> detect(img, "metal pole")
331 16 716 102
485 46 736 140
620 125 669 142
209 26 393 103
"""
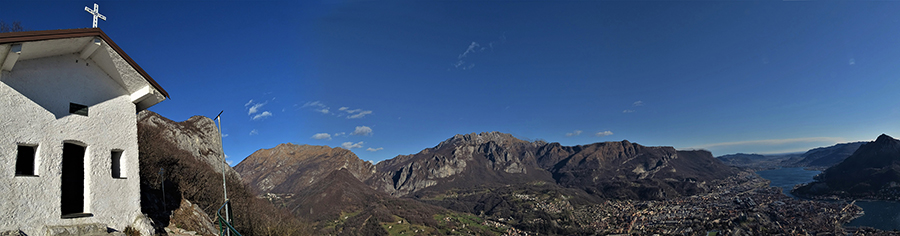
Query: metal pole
159 168 165 213
215 110 231 236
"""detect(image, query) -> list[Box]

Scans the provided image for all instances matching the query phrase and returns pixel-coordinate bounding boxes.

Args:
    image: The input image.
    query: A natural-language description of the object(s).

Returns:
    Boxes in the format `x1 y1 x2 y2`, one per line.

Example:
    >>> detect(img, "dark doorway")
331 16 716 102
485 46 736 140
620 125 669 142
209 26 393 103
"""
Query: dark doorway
61 143 85 217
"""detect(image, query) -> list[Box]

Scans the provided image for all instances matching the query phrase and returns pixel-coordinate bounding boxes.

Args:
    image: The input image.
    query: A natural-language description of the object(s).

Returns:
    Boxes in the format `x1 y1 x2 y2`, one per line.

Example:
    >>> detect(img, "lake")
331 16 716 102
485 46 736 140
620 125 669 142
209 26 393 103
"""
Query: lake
756 167 900 231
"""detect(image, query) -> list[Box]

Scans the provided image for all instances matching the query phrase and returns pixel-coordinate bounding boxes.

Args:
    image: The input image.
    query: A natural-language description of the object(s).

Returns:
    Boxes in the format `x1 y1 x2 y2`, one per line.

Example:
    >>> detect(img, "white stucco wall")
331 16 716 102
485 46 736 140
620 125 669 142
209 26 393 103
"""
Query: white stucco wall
0 53 144 235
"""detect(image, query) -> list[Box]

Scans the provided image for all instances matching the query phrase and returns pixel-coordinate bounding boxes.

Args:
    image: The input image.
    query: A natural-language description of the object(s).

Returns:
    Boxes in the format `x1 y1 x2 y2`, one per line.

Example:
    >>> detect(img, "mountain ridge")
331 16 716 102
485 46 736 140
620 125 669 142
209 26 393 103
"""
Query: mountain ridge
793 134 900 201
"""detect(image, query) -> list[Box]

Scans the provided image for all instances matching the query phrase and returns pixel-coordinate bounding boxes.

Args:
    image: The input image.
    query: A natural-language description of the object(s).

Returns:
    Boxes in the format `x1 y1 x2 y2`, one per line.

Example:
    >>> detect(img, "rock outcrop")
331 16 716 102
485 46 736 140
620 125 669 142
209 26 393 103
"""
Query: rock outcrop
137 111 307 235
137 111 239 179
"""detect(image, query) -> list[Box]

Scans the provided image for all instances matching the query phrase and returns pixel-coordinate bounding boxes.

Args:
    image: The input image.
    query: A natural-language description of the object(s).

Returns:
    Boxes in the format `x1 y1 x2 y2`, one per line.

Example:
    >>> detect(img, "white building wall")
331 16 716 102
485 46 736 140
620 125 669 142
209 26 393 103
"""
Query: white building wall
0 54 143 235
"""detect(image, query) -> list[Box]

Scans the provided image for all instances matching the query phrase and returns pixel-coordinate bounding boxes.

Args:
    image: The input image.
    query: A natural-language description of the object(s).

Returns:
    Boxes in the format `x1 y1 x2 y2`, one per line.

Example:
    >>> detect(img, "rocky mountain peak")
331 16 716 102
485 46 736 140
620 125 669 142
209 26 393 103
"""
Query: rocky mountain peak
875 133 897 144
436 131 531 148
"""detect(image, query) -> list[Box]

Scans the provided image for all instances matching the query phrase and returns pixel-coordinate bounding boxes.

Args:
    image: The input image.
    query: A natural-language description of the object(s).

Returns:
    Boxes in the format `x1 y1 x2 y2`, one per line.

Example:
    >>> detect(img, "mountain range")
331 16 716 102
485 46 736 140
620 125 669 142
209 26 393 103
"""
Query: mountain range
793 134 900 201
234 131 738 234
137 111 889 235
716 141 867 170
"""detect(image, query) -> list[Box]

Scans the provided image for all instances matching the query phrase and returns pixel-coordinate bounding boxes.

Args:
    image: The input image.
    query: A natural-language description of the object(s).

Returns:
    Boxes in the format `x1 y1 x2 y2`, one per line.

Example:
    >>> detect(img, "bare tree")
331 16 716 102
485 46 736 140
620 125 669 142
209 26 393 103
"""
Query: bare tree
0 21 25 33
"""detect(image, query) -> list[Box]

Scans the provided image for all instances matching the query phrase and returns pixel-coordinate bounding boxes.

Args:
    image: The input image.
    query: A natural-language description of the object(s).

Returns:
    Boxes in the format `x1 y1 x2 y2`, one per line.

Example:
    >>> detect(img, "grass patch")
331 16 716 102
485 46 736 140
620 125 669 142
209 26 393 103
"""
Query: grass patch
381 215 434 236
433 213 505 235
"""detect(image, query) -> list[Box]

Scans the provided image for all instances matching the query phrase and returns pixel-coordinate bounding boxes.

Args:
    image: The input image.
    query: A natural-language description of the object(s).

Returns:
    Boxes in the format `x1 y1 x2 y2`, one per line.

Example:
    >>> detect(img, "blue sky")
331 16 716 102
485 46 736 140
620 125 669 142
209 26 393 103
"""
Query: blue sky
6 1 900 164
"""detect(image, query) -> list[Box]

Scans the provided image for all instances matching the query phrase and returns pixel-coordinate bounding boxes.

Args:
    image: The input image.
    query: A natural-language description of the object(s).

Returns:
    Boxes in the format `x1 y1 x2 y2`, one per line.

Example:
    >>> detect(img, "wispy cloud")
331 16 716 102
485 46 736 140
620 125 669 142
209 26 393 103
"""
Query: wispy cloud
249 129 258 135
450 35 506 71
348 110 372 119
222 134 229 138
340 107 373 119
366 147 383 152
351 126 373 136
334 132 346 137
311 133 332 140
303 101 330 114
458 42 480 59
566 130 583 137
246 99 273 120
248 102 266 115
595 131 614 137
342 141 364 149
305 102 373 119
251 111 272 120
691 137 845 150
623 101 643 114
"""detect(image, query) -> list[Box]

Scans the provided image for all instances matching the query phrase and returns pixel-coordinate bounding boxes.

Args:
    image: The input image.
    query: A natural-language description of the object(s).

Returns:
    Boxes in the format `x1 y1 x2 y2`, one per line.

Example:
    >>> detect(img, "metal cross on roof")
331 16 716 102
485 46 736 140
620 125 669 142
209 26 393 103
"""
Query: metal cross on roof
84 3 106 28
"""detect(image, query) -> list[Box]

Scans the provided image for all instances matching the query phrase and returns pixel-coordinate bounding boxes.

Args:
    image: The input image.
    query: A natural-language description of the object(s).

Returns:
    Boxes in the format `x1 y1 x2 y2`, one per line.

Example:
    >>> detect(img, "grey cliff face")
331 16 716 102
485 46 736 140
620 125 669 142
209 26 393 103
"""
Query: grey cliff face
137 110 239 179
368 132 546 196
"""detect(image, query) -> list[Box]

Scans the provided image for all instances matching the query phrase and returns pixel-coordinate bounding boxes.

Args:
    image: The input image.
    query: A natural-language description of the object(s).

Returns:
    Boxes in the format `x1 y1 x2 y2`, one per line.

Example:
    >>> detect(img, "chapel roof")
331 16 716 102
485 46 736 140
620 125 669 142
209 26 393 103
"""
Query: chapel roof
0 28 169 99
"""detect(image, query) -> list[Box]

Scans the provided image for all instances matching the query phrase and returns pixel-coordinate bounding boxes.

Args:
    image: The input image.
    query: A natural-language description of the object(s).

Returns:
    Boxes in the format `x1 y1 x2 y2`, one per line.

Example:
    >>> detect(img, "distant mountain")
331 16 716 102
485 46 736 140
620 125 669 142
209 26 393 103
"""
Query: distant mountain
788 141 866 168
716 153 772 167
236 131 740 235
714 141 865 170
235 143 504 235
793 134 900 201
234 143 375 194
367 132 737 200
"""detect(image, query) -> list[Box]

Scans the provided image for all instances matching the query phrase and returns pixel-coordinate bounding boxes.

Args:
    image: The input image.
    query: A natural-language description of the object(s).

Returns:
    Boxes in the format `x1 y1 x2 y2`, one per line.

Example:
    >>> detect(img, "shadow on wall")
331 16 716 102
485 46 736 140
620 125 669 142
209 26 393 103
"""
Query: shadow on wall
2 55 125 119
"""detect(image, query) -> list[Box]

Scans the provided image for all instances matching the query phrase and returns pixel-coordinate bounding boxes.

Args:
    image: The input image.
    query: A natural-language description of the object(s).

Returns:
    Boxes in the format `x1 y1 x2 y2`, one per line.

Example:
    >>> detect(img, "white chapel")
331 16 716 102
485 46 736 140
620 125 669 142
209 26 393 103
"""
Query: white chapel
0 28 167 235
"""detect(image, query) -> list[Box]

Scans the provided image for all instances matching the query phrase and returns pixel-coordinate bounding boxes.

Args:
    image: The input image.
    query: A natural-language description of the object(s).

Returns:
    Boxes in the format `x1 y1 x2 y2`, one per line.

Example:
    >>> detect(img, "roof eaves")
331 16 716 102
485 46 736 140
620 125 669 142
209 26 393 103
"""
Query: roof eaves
0 28 170 98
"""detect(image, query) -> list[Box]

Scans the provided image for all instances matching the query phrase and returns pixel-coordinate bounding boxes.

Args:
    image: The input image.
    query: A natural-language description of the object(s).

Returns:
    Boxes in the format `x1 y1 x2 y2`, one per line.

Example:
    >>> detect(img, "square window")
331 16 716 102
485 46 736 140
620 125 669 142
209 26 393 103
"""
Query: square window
16 145 36 176
69 103 88 116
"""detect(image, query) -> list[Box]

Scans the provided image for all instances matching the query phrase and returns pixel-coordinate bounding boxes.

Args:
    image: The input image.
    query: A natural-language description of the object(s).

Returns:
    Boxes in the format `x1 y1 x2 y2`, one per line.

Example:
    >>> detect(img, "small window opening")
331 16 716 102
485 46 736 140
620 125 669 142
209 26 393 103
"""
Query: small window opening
111 150 124 179
69 103 88 116
16 145 37 176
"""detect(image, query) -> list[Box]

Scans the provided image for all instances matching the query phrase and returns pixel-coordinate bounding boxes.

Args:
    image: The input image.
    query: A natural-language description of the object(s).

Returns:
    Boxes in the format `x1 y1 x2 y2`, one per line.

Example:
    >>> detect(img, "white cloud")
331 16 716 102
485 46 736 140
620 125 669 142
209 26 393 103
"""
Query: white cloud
252 111 272 120
348 110 373 119
248 103 264 115
623 110 635 113
595 131 614 137
244 100 254 107
338 107 374 119
366 147 383 152
459 42 480 59
566 130 583 137
222 134 229 138
311 133 332 140
226 160 233 165
302 101 326 108
306 102 372 118
342 141 364 149
334 132 346 137
633 101 644 106
351 126 373 136
249 129 258 135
